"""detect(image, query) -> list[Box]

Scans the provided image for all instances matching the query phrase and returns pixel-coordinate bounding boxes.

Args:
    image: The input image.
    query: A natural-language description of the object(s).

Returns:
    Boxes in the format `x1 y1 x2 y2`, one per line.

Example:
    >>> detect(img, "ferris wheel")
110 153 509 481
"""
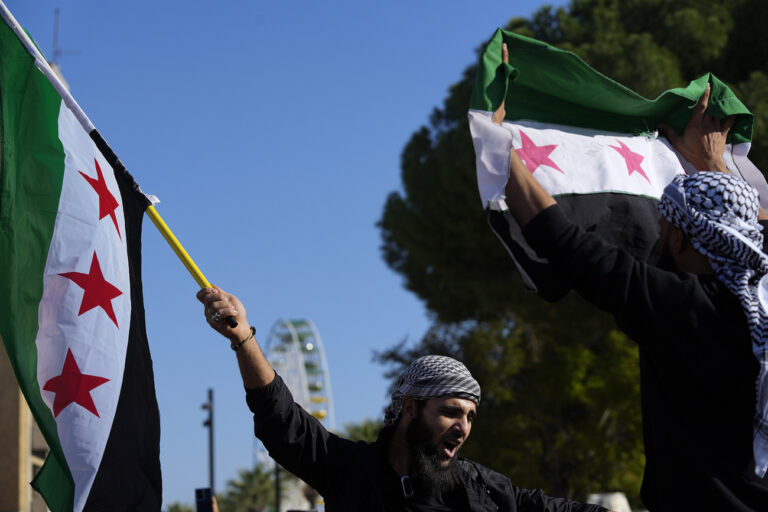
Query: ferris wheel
254 318 336 467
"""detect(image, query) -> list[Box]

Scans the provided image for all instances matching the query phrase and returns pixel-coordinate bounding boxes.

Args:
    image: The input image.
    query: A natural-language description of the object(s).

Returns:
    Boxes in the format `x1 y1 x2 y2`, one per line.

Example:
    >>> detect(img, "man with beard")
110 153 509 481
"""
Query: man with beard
195 292 609 511
492 48 768 508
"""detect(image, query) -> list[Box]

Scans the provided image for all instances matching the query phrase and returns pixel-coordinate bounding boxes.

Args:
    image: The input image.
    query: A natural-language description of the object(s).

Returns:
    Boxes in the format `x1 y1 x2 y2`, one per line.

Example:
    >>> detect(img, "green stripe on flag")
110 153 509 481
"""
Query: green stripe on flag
0 19 74 512
470 29 754 144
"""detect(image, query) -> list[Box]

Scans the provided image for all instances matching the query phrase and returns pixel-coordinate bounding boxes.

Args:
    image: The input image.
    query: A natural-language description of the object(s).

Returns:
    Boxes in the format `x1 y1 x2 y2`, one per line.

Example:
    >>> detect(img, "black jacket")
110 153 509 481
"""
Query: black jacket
246 374 606 511
523 204 768 511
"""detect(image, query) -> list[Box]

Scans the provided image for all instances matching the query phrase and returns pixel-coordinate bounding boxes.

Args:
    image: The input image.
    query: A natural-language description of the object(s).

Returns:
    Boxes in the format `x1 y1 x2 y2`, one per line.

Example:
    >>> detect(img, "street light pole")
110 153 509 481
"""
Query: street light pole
275 461 281 512
201 388 214 494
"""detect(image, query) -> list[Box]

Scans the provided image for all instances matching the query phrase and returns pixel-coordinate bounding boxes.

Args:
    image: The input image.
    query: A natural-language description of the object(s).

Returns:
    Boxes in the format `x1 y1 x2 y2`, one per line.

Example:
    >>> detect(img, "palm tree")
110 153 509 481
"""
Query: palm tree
216 464 295 512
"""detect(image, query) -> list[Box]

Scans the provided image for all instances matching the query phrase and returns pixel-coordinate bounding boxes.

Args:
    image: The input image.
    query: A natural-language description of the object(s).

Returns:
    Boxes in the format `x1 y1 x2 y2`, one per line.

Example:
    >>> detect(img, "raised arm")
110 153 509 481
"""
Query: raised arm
196 286 340 495
494 43 557 227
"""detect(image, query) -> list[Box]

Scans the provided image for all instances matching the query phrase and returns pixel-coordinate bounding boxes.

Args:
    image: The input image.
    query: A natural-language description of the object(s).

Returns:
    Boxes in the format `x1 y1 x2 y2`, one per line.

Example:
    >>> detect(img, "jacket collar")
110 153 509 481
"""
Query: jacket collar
364 439 499 511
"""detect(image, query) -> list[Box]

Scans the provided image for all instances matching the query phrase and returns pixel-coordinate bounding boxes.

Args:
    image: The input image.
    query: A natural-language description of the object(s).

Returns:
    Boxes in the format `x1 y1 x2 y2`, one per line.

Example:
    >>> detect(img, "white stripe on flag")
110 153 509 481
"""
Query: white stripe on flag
35 103 131 512
469 109 690 210
470 109 767 211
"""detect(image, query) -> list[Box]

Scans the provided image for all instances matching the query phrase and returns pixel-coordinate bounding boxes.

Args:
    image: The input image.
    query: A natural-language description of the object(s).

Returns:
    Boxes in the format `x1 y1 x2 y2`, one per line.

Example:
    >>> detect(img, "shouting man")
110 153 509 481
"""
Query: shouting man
197 289 608 511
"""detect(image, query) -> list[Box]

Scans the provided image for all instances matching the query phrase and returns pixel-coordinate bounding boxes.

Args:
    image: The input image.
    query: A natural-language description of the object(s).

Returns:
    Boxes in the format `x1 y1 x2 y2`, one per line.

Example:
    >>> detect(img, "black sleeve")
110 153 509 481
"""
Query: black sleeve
522 204 712 346
515 487 607 511
478 463 607 512
760 220 768 254
245 373 342 496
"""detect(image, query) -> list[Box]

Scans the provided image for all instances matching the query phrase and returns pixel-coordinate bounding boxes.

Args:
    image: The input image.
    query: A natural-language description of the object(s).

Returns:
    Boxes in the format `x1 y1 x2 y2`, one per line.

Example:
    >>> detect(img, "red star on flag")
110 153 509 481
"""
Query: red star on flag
60 251 123 327
515 130 564 174
43 348 110 417
609 140 650 183
79 158 121 239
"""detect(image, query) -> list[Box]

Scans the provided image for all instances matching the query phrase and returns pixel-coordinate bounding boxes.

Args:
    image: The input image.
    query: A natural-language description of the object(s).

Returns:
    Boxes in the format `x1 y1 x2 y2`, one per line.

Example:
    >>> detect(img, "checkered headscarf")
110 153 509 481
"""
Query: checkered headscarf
383 355 481 427
659 172 768 477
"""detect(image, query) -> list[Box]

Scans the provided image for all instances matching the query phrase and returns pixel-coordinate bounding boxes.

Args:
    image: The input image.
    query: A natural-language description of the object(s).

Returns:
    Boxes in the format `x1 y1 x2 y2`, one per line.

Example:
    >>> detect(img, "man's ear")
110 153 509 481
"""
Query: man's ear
670 225 688 254
402 397 417 420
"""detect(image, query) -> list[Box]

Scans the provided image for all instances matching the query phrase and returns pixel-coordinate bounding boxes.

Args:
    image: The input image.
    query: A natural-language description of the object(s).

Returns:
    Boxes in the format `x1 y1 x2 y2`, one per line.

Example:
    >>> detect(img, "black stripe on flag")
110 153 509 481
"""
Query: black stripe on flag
84 130 162 511
489 192 662 301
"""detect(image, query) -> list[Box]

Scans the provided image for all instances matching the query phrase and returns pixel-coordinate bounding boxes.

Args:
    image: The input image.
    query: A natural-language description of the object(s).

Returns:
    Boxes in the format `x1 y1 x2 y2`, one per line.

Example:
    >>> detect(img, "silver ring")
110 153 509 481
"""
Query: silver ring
211 311 221 323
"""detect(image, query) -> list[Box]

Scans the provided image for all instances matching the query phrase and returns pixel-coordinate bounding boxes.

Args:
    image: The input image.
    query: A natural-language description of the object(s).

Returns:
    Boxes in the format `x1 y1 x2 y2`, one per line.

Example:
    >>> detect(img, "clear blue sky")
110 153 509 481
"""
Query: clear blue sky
7 0 565 507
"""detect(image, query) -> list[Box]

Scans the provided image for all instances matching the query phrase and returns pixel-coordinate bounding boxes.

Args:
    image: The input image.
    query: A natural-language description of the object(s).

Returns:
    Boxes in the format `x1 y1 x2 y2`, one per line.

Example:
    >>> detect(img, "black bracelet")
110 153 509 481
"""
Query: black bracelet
231 326 255 351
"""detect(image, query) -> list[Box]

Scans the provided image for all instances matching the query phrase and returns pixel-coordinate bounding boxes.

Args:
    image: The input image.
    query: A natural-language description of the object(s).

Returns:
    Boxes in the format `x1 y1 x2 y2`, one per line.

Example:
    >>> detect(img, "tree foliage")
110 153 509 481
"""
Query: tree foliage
343 418 383 443
165 503 194 512
214 464 295 512
378 0 768 505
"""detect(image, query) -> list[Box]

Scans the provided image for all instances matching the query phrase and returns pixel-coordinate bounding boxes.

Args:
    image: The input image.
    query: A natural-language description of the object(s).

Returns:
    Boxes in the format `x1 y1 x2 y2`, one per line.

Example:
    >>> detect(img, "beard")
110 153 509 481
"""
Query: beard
404 412 460 496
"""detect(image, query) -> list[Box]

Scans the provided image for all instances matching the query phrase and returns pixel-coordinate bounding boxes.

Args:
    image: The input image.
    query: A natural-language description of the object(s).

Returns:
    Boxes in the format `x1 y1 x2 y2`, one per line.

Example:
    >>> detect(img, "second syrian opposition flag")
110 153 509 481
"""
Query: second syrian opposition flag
0 8 161 512
469 29 767 300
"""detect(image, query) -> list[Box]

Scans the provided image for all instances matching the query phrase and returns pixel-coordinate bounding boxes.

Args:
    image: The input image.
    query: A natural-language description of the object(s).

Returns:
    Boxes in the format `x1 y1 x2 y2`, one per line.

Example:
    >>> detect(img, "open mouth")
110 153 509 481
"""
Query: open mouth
441 438 461 459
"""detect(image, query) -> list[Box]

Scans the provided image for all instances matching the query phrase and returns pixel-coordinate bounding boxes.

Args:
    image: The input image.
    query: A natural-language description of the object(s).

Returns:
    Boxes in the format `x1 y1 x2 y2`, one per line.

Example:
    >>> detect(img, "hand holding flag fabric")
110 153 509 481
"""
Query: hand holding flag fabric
469 28 768 298
493 42 556 228
491 43 509 127
658 83 736 173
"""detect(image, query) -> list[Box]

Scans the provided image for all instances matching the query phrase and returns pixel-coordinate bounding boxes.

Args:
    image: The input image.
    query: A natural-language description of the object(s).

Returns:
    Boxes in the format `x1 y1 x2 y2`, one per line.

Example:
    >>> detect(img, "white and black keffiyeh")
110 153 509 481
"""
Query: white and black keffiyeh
383 355 481 427
659 172 768 477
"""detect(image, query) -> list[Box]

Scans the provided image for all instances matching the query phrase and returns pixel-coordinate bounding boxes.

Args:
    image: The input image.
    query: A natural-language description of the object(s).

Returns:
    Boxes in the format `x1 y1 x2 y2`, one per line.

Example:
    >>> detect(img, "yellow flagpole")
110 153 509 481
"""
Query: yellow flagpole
0 1 236 325
145 205 237 327
144 204 211 288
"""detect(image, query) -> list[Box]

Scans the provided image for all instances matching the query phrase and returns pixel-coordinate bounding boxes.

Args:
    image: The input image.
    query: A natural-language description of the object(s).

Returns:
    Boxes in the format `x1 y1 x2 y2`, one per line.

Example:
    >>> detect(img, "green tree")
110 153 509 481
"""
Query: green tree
378 0 768 505
165 503 194 512
343 418 382 443
215 464 295 512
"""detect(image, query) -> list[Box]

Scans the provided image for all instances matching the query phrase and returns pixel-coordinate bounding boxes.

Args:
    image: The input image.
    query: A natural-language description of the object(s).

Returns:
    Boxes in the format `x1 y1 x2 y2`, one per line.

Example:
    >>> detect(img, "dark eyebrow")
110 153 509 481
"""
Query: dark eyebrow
440 404 477 418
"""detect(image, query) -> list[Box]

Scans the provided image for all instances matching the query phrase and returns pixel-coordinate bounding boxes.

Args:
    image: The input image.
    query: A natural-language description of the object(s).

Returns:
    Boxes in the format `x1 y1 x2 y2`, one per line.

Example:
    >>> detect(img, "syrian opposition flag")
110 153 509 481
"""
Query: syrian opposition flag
469 29 768 300
0 6 161 512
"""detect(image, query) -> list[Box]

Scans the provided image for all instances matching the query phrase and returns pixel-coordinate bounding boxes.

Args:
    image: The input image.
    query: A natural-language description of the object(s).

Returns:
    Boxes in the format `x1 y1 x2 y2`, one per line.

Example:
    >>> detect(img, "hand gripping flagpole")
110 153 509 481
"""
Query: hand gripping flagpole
0 1 237 328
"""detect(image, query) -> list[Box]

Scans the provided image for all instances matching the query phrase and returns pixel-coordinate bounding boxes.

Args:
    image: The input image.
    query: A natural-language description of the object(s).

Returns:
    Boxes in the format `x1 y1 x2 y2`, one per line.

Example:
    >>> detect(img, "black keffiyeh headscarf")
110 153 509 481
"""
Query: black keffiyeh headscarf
658 172 768 477
383 355 481 427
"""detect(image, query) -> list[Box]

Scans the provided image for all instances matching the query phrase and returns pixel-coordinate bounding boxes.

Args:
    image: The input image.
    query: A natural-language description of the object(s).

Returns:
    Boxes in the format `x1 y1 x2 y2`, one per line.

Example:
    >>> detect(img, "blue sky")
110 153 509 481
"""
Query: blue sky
7 0 566 506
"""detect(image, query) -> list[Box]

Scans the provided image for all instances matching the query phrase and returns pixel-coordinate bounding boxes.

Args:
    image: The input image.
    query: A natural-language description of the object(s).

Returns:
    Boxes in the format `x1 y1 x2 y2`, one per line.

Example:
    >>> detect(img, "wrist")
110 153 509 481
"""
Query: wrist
229 324 251 342
711 159 730 173
697 159 729 173
231 326 256 351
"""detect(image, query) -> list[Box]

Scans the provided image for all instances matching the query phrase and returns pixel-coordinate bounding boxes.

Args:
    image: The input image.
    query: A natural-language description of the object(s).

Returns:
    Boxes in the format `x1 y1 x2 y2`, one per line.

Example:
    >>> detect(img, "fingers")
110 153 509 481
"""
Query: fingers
492 104 506 126
207 306 237 325
198 287 219 307
207 299 237 318
199 287 237 321
198 285 228 306
692 83 711 119
722 115 736 135
492 43 509 127
198 285 249 339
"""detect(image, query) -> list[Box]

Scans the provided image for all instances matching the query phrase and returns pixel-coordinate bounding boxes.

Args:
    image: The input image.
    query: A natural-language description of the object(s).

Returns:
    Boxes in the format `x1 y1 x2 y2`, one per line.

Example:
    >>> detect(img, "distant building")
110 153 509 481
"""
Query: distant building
0 342 49 512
